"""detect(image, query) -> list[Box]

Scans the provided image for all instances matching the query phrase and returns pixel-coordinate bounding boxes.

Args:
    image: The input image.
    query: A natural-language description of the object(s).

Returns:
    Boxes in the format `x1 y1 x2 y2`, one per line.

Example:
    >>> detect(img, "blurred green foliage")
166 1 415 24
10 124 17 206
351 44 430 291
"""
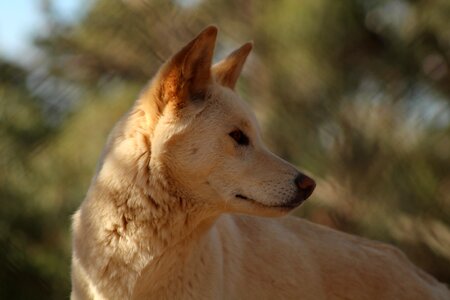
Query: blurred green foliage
0 0 449 298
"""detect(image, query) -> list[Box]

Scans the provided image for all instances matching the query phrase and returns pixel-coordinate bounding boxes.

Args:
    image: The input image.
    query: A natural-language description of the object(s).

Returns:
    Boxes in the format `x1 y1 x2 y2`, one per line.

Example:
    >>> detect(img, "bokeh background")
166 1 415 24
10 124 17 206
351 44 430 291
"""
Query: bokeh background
1 0 449 298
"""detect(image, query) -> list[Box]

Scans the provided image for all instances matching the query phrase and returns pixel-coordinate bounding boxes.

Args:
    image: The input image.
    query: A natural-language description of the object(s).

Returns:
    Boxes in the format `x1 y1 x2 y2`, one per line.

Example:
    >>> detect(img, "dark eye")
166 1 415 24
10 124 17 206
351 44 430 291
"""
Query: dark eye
229 129 249 146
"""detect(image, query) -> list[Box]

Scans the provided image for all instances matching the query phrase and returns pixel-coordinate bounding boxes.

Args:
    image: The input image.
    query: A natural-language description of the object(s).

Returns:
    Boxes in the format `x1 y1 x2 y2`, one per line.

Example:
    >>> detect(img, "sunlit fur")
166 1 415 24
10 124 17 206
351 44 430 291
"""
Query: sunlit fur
71 27 449 299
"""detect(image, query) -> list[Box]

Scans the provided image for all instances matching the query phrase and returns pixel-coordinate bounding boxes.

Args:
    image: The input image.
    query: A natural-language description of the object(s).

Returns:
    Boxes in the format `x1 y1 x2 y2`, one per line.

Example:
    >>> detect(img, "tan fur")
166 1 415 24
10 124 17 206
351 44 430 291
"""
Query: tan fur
71 26 449 299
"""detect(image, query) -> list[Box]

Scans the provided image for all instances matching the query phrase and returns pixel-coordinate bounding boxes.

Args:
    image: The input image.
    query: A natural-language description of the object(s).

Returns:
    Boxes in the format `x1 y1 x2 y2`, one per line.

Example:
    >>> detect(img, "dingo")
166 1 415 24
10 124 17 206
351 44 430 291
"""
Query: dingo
71 26 449 299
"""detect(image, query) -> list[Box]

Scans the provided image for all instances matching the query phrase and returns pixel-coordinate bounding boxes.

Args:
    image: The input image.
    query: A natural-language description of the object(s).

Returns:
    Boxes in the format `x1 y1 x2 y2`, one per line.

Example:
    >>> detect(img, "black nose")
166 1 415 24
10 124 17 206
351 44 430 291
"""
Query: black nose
294 174 316 200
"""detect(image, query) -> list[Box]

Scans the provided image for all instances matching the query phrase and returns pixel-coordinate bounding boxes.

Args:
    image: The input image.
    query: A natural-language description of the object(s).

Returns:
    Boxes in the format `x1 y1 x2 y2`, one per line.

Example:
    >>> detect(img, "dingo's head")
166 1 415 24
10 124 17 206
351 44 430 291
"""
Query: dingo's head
125 26 315 218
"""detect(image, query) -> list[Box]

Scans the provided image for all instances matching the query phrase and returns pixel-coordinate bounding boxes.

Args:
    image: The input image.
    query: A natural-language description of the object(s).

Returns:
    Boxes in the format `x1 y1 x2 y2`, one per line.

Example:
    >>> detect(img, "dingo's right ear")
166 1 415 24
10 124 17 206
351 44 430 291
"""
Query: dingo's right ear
157 26 217 111
212 42 252 89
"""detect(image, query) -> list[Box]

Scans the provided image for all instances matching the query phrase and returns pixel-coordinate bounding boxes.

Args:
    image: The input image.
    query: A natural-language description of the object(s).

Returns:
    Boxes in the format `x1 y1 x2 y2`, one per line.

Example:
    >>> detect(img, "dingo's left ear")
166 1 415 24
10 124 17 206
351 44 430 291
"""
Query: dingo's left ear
212 42 253 89
158 26 217 109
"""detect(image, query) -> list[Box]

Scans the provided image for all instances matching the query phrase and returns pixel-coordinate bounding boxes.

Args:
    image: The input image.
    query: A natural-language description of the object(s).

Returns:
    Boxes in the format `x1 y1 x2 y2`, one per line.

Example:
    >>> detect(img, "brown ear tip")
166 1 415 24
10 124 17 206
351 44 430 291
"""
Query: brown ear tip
242 41 253 52
200 25 218 38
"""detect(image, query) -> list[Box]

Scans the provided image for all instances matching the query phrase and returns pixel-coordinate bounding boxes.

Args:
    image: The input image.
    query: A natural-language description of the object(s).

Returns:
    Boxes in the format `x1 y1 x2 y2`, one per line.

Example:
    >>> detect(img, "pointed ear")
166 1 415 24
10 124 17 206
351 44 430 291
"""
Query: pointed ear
159 26 217 109
212 42 253 89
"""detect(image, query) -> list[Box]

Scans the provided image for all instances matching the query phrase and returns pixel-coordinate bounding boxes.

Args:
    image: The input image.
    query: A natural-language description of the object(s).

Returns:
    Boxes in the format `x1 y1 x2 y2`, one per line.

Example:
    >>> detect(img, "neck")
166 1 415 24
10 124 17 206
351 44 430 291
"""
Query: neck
73 109 220 299
73 155 218 299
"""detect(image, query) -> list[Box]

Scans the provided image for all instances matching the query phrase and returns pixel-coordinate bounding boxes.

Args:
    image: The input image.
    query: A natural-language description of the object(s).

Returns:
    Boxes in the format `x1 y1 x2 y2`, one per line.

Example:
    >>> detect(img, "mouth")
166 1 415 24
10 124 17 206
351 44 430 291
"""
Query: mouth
235 194 302 210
